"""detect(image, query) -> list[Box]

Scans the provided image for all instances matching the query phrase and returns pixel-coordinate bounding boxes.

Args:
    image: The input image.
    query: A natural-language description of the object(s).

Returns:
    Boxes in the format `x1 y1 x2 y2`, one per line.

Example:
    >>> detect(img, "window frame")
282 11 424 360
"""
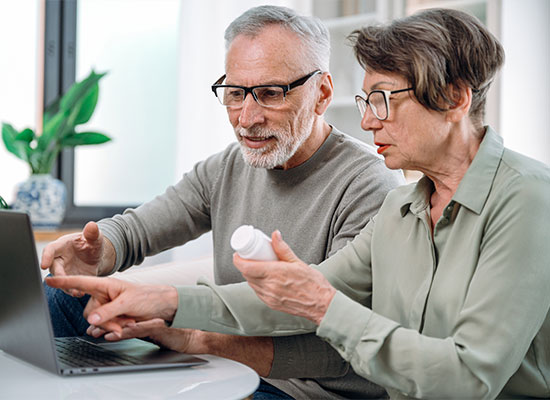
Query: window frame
45 1 134 227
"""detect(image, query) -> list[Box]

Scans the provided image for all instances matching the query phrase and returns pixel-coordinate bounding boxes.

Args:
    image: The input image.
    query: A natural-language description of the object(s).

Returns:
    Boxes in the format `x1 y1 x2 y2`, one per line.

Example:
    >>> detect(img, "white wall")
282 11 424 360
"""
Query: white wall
499 0 549 165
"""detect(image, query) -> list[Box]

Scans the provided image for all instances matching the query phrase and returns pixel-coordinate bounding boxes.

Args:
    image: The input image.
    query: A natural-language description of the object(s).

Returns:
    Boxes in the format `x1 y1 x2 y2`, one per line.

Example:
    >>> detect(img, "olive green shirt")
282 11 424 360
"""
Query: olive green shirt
172 127 550 399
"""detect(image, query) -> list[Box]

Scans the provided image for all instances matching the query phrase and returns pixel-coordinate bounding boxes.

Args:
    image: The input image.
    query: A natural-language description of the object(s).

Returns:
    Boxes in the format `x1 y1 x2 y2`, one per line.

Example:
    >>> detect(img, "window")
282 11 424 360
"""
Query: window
0 1 41 203
73 0 180 207
50 0 296 226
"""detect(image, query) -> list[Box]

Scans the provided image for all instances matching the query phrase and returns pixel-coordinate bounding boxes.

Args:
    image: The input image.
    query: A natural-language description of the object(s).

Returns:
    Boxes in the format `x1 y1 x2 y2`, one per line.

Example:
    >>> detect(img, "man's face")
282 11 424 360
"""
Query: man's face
224 26 318 169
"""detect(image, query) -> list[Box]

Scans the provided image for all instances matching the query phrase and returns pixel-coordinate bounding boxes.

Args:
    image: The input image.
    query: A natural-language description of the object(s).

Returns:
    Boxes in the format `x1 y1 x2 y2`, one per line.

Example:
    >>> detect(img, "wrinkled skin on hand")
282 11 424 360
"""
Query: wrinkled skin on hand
233 230 336 325
41 222 114 297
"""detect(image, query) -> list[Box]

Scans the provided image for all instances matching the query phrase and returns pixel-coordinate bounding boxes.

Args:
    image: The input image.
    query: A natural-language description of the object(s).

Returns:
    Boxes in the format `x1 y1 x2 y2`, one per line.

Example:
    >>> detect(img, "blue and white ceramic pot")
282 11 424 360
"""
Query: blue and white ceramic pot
13 174 67 229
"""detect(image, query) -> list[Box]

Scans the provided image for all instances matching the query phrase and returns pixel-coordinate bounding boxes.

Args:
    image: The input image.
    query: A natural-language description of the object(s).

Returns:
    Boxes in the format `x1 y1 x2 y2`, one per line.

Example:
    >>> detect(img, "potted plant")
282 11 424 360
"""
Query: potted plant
1 70 111 228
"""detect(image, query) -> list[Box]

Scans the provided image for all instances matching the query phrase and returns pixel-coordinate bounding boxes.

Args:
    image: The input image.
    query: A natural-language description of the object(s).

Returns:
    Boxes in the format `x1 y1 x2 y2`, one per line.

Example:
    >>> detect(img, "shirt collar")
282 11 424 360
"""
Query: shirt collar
399 126 504 217
452 126 503 214
399 176 432 217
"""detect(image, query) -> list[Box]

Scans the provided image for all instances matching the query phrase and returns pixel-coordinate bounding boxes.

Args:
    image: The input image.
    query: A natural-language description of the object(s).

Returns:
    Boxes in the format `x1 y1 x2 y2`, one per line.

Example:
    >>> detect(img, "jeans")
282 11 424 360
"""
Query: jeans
43 282 91 337
253 380 295 400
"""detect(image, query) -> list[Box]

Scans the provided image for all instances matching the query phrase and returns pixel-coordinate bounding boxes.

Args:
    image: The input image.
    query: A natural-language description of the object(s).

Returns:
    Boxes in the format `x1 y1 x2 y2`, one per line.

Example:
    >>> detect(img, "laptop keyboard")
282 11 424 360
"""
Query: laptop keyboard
55 337 142 368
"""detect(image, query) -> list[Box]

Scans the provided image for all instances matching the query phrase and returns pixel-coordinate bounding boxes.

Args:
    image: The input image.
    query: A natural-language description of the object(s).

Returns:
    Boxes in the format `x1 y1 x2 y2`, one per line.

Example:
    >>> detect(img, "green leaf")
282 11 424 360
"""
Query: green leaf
28 151 43 174
60 131 112 147
2 123 28 162
0 195 8 209
74 83 99 125
38 108 70 151
15 128 35 143
59 70 107 113
43 96 61 123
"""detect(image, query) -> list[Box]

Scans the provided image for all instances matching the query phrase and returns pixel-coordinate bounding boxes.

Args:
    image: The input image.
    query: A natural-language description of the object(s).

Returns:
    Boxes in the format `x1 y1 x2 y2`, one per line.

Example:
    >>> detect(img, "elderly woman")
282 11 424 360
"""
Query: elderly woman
48 8 550 399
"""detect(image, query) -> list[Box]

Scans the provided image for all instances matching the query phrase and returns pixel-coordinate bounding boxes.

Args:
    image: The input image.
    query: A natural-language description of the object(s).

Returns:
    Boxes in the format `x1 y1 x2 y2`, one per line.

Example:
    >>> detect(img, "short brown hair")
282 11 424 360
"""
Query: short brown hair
349 8 504 127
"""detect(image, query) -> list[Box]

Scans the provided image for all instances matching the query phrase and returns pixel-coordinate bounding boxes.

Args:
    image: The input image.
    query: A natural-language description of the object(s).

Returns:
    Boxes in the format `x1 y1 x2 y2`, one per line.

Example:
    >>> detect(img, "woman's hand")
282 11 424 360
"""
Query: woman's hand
45 276 179 336
233 231 336 325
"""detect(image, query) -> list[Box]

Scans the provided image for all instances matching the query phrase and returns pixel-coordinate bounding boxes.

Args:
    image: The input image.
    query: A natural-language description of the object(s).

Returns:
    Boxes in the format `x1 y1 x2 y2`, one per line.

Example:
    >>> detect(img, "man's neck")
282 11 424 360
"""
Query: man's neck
279 121 332 170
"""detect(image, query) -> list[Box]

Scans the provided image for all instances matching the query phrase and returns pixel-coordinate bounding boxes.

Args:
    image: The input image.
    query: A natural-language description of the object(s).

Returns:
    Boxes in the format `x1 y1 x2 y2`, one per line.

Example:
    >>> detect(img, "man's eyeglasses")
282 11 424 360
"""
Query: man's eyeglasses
355 88 413 121
211 70 322 108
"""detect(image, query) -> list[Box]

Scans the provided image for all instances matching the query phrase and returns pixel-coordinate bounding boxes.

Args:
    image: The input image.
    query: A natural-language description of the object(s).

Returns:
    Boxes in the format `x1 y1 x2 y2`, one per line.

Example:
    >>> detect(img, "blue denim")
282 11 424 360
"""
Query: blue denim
43 281 91 337
253 380 295 400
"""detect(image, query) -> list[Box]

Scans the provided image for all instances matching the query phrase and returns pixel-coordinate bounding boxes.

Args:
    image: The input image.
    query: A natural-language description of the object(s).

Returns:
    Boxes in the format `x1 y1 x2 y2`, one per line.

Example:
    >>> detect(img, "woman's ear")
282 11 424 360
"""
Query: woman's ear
314 72 334 115
446 83 472 122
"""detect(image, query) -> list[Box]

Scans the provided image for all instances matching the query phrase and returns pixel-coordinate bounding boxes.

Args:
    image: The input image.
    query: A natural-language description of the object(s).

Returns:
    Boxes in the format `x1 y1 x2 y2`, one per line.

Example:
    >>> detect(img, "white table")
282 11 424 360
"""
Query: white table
0 351 259 399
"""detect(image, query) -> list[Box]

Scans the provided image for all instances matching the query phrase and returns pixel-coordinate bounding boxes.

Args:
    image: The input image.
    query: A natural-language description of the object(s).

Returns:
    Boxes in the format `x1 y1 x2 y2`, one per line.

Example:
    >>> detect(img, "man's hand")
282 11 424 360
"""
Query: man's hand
45 276 179 336
88 319 204 353
41 222 116 296
233 231 336 325
88 319 275 377
90 319 209 355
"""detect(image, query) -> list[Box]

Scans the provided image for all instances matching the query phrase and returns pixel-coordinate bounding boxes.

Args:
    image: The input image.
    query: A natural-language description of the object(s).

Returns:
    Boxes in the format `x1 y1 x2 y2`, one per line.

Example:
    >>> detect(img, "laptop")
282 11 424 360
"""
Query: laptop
0 210 207 375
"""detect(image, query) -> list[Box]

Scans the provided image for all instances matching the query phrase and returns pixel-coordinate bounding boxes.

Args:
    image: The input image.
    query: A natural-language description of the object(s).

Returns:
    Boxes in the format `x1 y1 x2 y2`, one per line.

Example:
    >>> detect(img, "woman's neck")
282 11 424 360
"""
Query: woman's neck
423 124 485 230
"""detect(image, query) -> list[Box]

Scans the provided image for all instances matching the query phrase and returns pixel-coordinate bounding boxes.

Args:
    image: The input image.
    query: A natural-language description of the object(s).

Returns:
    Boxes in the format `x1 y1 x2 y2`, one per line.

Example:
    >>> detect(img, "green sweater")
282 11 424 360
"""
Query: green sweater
172 128 550 399
99 127 404 399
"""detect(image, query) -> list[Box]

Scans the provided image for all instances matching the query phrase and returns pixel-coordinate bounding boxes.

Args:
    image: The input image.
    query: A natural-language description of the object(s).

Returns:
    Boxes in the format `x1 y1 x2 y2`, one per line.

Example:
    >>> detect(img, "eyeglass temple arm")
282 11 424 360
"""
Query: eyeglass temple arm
287 70 321 90
211 74 227 94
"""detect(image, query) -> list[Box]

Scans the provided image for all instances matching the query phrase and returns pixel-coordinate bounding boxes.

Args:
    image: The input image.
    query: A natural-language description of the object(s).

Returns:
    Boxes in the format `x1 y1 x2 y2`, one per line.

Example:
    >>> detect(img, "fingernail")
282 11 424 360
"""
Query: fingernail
89 314 100 324
275 230 282 240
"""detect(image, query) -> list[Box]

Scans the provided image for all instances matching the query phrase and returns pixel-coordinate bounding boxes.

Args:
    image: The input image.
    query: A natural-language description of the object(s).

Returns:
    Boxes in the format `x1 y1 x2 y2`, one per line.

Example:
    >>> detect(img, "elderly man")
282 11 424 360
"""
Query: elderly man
43 5 403 399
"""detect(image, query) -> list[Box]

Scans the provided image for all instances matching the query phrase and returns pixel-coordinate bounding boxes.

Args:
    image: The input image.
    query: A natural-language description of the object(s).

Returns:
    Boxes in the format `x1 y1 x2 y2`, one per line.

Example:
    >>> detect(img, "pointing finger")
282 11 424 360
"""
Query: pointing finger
45 275 109 297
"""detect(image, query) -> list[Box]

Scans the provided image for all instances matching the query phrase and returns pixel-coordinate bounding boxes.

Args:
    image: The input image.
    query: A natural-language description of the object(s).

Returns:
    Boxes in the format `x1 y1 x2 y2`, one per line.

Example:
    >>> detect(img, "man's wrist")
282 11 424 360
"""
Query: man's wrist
191 330 210 354
97 237 116 276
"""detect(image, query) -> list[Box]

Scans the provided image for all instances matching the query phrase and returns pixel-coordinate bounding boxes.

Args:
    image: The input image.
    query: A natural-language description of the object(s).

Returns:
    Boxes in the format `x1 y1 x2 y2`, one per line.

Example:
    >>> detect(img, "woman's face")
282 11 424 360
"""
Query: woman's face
360 71 452 172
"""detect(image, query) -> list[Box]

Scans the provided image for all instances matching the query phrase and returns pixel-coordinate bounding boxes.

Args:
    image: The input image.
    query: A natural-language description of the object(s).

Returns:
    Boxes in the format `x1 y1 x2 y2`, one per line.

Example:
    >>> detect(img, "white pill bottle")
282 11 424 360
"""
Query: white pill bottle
230 225 278 261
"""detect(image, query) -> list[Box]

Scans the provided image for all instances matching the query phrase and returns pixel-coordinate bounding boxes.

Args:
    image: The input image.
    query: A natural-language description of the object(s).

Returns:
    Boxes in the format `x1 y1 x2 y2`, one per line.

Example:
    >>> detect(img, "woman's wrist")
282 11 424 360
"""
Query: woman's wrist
160 285 179 322
312 286 337 325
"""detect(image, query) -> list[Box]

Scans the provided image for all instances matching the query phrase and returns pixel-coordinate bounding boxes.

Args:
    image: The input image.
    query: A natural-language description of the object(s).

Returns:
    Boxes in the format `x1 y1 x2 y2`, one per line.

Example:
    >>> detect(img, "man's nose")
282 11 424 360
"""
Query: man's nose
238 93 265 128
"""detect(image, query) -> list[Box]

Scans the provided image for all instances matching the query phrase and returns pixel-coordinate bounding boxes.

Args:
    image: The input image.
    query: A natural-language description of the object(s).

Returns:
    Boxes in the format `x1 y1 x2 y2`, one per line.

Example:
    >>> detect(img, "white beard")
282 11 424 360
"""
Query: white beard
235 118 313 169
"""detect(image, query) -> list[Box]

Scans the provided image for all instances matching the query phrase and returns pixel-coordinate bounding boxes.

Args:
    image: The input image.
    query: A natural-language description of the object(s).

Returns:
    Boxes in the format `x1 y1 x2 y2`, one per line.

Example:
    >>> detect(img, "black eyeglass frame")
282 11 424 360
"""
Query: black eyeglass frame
211 70 322 108
355 87 414 121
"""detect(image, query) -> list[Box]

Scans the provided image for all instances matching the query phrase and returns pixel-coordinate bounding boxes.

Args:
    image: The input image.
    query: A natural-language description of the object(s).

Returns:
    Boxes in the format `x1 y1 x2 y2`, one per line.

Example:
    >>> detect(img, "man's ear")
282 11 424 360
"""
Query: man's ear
446 83 472 123
314 72 333 115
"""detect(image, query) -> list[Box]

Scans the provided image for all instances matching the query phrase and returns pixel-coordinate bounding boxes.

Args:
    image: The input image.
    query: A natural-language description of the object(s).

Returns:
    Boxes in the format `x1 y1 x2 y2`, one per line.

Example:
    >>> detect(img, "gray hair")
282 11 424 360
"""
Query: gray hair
349 8 504 128
225 5 330 72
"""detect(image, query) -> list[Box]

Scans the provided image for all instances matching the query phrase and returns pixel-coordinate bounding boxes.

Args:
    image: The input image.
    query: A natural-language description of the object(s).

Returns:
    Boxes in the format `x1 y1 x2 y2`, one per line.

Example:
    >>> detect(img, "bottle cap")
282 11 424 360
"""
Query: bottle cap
230 225 254 252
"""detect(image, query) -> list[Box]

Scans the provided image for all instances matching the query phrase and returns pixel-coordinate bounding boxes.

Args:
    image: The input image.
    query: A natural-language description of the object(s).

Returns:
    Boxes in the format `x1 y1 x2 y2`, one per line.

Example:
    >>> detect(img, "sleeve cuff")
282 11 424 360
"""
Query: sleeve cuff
97 221 123 275
316 291 373 360
170 285 213 329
